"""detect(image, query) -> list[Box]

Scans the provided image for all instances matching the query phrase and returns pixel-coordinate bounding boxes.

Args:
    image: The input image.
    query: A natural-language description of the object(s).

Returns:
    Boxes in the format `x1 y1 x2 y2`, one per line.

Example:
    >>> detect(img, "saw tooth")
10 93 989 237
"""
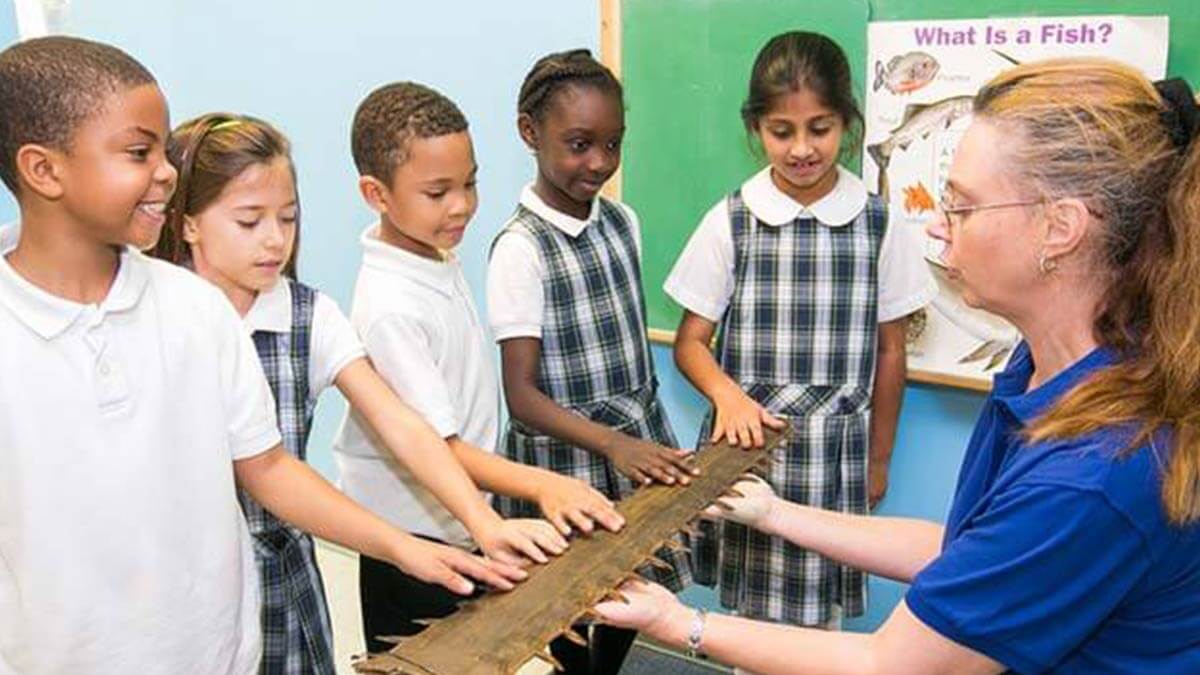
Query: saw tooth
533 650 566 672
602 588 631 604
644 555 673 571
661 538 686 552
561 627 589 647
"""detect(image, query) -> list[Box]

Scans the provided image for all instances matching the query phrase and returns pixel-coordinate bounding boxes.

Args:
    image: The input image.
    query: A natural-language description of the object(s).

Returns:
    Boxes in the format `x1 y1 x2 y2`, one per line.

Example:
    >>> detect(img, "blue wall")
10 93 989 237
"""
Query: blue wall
0 0 986 632
0 1 15 225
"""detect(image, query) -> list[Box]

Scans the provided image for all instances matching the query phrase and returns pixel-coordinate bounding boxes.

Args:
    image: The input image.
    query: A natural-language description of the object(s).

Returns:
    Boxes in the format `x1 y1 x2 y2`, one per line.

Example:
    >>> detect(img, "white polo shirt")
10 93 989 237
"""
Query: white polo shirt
665 166 937 324
487 185 643 341
241 279 365 400
0 225 280 674
333 224 496 547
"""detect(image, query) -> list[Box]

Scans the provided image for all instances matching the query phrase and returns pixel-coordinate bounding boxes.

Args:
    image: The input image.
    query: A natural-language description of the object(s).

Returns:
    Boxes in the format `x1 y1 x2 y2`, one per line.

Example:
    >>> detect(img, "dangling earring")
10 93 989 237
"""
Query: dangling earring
1038 252 1058 274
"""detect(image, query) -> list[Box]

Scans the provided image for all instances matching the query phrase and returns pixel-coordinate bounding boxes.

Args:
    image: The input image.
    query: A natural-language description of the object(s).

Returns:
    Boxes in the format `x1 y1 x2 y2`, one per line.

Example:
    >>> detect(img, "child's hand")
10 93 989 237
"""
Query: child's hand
711 387 787 448
702 475 777 530
604 432 699 487
534 474 626 535
476 518 568 567
390 533 527 595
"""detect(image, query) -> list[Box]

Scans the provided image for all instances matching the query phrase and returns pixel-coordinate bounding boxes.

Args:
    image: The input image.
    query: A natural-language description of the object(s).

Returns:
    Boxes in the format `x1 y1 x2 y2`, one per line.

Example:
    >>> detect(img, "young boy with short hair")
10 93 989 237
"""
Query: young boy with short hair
336 81 626 653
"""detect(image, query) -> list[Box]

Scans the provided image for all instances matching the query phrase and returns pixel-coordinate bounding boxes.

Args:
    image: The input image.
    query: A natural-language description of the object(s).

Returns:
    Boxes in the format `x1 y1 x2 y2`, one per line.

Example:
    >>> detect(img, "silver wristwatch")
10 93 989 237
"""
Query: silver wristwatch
686 608 708 658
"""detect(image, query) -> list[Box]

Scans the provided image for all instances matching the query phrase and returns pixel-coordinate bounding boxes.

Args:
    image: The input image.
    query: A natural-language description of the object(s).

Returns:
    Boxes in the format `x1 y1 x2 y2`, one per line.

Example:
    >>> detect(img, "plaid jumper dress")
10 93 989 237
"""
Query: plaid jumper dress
492 198 691 591
240 279 336 674
692 190 886 625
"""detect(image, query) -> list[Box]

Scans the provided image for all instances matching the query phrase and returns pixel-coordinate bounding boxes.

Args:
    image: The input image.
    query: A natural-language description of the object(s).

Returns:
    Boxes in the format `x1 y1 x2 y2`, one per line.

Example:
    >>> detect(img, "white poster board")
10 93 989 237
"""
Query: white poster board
863 15 1169 389
14 0 69 38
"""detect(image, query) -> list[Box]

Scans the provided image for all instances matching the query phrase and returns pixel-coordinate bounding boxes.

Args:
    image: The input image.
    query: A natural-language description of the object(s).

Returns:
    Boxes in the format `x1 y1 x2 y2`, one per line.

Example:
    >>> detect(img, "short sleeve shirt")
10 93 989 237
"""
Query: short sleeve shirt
0 224 280 674
664 166 936 323
241 278 365 400
906 342 1200 674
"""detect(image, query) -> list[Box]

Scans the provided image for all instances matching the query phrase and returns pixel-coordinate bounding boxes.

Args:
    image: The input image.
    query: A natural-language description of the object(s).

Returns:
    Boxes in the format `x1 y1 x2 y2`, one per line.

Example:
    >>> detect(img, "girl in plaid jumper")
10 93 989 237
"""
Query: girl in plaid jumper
152 113 567 673
667 32 935 630
487 49 696 674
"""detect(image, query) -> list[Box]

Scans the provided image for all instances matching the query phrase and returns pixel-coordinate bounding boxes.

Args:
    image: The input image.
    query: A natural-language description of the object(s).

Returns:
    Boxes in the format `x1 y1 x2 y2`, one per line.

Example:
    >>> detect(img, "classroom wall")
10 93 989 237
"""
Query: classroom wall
0 1 16 225
0 0 985 633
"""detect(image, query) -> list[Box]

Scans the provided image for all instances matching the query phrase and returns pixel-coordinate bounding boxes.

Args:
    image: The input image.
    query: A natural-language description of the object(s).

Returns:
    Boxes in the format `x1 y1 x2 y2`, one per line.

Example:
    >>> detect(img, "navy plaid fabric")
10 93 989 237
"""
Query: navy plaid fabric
691 190 886 625
492 199 691 590
240 280 335 675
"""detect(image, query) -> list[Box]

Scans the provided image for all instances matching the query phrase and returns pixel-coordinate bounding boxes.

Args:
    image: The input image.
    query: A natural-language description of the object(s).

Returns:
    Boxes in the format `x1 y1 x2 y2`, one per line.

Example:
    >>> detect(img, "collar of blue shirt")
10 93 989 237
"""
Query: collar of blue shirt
992 341 1119 425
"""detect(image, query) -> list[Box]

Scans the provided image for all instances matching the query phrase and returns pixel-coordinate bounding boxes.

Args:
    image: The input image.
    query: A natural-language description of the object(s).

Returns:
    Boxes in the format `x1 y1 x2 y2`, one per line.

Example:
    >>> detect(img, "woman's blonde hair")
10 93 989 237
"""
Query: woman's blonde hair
974 58 1200 524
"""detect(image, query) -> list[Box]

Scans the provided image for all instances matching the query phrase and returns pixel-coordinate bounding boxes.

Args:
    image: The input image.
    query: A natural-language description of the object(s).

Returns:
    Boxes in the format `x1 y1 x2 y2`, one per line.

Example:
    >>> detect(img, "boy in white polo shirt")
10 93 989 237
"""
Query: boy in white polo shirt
335 82 625 653
0 37 522 675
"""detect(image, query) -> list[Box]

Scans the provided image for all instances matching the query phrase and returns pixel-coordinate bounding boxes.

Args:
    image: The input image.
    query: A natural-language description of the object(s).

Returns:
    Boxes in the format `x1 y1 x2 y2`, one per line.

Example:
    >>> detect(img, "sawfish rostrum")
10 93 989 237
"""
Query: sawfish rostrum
867 95 974 198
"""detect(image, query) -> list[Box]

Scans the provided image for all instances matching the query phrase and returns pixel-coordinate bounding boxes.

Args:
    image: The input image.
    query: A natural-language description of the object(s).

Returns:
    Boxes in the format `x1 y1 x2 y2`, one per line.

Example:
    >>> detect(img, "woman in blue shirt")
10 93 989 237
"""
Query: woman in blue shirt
595 58 1200 674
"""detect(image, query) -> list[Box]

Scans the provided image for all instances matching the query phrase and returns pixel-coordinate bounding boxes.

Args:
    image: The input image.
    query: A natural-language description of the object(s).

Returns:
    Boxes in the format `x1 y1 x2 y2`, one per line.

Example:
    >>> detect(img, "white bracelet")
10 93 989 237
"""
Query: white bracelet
686 608 708 658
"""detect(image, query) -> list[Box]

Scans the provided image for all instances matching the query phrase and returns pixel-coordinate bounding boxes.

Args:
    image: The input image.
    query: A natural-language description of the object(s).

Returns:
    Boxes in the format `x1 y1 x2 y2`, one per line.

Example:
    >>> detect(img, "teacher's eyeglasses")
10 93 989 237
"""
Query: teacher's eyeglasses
937 194 1044 230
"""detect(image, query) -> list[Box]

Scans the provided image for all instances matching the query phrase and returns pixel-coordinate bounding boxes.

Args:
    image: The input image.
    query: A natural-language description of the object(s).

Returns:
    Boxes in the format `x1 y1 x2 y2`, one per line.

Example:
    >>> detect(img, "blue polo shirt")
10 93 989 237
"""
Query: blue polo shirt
906 342 1200 674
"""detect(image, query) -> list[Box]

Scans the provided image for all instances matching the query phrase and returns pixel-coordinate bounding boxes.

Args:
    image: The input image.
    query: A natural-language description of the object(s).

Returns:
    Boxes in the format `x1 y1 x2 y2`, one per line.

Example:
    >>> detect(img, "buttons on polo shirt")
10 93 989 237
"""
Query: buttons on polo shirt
82 309 131 411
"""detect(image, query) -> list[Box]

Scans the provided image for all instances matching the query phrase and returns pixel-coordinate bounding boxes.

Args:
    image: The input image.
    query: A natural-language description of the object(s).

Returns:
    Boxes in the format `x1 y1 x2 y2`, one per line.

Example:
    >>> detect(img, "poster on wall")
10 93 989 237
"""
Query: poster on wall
863 14 1168 389
13 0 70 38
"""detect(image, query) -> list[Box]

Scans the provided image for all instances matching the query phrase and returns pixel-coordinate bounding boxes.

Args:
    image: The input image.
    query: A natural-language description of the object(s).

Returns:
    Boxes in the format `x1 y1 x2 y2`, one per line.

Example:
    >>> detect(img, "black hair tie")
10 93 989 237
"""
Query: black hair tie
1153 78 1199 150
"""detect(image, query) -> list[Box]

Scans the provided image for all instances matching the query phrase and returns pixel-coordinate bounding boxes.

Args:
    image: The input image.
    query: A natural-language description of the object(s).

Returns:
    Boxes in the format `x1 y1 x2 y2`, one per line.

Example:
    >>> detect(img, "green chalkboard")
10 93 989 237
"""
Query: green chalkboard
620 0 1200 336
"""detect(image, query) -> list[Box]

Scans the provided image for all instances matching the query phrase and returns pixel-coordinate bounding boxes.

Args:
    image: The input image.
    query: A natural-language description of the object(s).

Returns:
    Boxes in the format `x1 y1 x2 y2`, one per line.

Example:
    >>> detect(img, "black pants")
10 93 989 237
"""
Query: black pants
360 551 637 673
549 624 637 675
358 550 478 653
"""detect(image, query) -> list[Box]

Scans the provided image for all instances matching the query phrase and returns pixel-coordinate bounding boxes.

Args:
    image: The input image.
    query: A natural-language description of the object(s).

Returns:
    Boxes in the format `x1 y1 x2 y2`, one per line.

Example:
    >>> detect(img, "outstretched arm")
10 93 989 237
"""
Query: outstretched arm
234 446 525 594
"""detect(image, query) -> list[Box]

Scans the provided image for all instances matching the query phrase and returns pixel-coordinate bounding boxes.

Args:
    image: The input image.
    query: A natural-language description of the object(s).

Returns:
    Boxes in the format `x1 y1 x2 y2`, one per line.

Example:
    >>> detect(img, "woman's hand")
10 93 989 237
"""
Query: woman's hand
474 518 568 567
710 386 787 448
593 579 689 640
702 475 778 530
534 474 626 535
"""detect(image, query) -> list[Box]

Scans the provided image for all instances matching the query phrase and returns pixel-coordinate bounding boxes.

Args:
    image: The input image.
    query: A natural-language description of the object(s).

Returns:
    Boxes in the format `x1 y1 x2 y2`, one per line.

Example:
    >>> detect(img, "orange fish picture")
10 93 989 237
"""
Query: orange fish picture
902 181 936 214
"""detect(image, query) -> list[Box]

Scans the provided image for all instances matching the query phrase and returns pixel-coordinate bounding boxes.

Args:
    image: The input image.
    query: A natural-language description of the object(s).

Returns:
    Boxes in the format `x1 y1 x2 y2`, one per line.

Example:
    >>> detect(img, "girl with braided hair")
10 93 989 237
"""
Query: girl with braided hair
487 49 695 673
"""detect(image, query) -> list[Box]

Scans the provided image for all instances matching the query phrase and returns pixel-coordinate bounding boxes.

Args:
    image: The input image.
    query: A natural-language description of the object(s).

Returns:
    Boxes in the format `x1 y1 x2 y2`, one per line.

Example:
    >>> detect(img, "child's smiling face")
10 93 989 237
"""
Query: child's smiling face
521 83 624 219
366 131 478 259
53 83 177 250
755 87 844 206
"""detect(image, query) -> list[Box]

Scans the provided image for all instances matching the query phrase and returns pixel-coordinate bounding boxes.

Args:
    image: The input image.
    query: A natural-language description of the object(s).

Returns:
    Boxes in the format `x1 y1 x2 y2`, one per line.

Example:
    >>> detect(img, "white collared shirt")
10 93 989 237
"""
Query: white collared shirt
333 224 496 546
665 166 936 323
486 185 643 341
241 279 365 401
0 224 279 675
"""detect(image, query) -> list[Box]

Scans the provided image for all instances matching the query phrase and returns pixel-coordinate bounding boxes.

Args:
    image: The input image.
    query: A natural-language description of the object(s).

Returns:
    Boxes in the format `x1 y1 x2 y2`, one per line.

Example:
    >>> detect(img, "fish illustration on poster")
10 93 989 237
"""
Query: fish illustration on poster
863 15 1169 389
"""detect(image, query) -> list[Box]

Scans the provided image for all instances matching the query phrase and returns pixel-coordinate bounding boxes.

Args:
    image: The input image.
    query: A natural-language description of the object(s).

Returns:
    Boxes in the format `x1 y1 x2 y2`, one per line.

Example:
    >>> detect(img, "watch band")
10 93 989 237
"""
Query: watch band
686 608 708 658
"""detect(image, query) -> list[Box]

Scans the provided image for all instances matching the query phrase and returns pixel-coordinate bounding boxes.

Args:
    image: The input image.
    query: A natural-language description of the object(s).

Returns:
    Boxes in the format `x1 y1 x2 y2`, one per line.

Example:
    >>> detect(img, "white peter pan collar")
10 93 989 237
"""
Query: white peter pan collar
519 184 599 238
360 222 460 299
0 222 150 340
741 165 868 227
243 278 291 334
